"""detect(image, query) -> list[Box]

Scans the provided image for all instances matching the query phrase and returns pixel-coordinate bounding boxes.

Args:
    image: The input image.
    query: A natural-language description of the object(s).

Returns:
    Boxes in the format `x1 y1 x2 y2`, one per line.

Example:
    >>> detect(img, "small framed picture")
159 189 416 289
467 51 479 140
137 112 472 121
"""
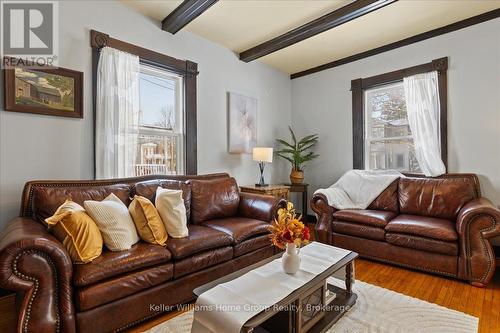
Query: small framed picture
3 58 83 118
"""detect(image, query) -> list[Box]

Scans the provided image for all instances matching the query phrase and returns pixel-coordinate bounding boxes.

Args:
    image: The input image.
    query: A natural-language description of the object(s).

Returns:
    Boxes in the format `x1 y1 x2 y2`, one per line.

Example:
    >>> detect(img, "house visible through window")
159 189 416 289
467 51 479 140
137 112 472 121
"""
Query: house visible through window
135 64 184 176
351 57 448 174
364 82 420 173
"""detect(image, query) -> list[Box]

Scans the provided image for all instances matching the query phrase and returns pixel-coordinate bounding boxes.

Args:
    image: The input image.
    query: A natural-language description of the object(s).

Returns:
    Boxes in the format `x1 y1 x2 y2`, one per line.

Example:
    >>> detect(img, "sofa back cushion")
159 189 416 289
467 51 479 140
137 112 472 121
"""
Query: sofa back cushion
398 176 478 220
367 179 399 212
190 177 240 224
31 183 130 223
133 179 192 221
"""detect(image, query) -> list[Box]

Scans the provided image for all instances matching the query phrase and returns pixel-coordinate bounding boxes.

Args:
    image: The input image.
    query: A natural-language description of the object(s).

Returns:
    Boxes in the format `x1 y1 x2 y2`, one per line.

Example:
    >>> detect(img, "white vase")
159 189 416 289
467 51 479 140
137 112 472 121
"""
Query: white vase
282 243 301 274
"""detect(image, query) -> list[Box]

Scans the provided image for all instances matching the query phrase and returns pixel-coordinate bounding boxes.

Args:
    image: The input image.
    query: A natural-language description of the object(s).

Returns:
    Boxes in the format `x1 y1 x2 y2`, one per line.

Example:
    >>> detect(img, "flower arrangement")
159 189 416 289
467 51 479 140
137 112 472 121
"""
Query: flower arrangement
269 202 310 249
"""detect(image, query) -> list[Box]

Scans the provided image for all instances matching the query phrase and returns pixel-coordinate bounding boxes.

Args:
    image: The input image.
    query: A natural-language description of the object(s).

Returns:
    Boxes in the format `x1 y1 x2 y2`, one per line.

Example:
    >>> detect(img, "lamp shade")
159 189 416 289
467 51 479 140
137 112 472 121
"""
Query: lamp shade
253 147 273 163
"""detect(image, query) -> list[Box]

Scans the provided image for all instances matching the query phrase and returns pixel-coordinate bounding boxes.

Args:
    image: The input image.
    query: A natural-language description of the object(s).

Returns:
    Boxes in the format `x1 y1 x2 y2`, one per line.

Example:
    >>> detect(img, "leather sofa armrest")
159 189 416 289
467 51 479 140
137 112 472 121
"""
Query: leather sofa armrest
0 217 75 333
456 198 500 287
238 192 287 222
311 193 336 244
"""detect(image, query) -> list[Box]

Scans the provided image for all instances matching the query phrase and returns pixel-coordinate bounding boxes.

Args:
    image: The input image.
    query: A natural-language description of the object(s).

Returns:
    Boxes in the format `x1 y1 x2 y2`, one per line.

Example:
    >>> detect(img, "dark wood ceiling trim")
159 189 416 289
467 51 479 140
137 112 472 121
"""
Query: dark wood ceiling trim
162 0 218 34
291 8 500 79
239 0 397 63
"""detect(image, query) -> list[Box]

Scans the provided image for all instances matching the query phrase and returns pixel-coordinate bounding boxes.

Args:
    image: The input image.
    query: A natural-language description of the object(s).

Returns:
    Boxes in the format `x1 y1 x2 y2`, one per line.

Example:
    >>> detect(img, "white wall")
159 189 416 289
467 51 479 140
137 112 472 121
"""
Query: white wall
0 0 291 229
292 19 500 208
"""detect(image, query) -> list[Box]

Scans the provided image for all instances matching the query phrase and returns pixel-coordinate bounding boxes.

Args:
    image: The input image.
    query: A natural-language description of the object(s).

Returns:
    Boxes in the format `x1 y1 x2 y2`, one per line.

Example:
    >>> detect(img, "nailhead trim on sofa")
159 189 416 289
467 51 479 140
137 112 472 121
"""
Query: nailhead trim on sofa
13 250 60 333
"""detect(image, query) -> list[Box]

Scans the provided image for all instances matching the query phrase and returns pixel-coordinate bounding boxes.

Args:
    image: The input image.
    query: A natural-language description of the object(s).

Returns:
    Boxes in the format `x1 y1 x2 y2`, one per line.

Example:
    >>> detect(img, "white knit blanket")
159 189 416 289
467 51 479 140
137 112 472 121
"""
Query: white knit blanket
314 170 403 210
191 242 351 333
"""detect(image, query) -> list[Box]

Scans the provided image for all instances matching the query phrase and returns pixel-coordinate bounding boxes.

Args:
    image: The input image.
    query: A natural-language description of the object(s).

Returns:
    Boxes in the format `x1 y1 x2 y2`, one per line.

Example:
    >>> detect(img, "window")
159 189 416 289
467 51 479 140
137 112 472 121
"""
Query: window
135 64 184 176
351 57 448 173
364 82 420 173
91 30 199 178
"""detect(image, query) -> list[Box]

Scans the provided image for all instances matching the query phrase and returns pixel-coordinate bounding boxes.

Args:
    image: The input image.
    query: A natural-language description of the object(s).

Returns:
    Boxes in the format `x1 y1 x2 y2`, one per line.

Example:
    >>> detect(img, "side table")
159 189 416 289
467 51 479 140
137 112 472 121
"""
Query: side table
240 185 290 200
282 183 309 217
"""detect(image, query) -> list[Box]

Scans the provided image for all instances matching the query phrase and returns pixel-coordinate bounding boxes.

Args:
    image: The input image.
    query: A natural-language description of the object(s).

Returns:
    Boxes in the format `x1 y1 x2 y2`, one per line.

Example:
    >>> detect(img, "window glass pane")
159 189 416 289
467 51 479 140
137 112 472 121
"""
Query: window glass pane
368 139 421 173
139 70 177 129
135 134 179 176
365 82 411 139
133 64 184 176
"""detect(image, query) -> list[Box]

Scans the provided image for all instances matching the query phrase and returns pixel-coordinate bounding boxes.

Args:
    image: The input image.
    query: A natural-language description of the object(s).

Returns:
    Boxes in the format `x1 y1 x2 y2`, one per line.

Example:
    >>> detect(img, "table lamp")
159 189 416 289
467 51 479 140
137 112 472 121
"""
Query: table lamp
253 147 273 187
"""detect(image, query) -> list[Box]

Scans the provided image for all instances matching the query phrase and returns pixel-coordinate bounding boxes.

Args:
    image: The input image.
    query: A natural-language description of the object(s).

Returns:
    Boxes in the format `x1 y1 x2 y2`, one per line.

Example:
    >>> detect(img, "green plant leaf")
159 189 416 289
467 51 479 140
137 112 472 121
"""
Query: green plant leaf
276 148 296 154
276 152 294 164
298 134 318 144
276 139 294 149
288 126 297 147
299 142 317 152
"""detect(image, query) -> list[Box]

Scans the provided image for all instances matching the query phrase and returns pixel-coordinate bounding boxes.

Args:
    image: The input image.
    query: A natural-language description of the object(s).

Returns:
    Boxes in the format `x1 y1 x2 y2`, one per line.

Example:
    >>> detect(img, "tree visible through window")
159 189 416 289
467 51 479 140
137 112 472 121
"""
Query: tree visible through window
135 64 184 176
364 82 421 173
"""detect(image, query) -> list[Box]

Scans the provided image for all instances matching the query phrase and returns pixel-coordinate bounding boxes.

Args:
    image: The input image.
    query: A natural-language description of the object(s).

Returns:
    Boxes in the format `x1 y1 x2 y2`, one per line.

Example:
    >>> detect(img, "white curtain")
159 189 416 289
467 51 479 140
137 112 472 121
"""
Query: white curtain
403 71 446 177
96 47 140 179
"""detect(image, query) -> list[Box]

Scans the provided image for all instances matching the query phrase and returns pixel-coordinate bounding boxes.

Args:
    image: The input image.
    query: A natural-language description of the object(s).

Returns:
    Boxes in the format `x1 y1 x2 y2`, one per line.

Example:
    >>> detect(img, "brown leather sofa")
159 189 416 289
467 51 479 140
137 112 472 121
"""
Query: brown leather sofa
0 173 285 333
311 173 500 287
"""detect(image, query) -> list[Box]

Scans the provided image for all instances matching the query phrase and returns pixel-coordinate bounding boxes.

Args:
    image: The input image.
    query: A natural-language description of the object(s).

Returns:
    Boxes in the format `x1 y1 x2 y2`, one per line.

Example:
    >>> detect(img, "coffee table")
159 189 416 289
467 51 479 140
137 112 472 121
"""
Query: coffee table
193 246 358 333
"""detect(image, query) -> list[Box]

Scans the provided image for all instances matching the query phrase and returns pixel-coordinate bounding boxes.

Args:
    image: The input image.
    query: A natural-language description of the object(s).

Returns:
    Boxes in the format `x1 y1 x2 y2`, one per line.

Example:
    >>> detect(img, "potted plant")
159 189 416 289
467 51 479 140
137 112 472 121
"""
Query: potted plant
276 126 319 184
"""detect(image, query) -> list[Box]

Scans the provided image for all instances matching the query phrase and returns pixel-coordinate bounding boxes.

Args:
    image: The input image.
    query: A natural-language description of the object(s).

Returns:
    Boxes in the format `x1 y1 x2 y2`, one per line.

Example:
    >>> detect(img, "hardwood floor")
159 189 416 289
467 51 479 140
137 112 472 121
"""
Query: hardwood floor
355 258 500 333
129 258 500 333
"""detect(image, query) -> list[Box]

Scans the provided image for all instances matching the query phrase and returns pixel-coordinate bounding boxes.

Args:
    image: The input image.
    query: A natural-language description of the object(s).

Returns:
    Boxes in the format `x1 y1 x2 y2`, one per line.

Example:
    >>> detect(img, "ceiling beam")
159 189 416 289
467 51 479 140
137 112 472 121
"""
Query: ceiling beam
290 8 500 79
239 0 397 62
162 0 218 34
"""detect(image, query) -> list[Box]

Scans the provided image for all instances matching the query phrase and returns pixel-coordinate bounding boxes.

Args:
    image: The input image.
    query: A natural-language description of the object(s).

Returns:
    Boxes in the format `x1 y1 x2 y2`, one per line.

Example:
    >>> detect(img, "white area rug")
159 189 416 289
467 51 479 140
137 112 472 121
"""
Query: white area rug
145 279 478 333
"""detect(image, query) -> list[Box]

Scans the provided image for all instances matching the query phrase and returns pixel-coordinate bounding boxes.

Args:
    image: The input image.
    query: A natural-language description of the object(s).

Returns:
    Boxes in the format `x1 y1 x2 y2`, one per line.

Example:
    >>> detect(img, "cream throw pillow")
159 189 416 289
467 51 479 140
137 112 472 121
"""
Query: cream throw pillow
155 187 188 238
84 193 140 251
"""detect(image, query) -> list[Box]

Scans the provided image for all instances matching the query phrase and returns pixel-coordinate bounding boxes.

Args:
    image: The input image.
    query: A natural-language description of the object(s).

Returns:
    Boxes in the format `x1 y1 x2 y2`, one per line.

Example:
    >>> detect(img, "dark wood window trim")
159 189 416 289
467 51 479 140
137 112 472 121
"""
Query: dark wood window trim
351 57 448 171
90 30 198 176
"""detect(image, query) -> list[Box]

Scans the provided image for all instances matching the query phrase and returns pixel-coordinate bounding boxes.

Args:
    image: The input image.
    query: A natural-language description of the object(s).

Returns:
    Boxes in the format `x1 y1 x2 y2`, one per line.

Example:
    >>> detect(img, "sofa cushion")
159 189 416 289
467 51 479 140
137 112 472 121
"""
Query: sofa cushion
75 263 173 311
201 217 270 244
233 234 272 257
385 214 458 241
32 183 131 223
190 177 240 223
386 233 458 256
368 179 399 212
174 247 233 278
398 177 478 220
73 242 171 287
166 224 232 259
133 179 192 221
332 221 386 241
333 210 396 228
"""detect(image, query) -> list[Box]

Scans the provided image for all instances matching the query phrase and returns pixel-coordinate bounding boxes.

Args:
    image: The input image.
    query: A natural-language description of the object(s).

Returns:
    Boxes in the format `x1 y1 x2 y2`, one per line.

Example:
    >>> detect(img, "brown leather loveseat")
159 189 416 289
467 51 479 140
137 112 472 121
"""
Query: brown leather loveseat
0 173 285 333
311 173 500 287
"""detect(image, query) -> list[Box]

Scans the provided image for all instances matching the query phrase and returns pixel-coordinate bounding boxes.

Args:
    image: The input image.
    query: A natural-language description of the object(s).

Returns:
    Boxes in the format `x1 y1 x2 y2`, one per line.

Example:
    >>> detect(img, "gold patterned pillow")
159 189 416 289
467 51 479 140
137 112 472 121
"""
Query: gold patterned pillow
45 200 103 263
129 195 168 246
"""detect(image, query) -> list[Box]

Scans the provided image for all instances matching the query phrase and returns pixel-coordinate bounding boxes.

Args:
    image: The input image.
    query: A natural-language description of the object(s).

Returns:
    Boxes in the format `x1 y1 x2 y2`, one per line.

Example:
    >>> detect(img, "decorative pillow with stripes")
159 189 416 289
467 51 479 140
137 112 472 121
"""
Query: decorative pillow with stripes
84 193 140 251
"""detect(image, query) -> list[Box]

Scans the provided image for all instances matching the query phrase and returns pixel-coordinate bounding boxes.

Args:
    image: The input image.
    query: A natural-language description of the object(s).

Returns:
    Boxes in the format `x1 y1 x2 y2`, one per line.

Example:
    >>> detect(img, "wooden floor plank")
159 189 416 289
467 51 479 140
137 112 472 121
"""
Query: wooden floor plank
128 258 500 333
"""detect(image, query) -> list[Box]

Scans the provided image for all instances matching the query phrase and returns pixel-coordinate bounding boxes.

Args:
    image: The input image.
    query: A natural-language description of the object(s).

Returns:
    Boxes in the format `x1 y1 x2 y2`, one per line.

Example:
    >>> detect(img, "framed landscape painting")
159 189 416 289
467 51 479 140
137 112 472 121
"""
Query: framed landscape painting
3 58 83 118
228 92 257 153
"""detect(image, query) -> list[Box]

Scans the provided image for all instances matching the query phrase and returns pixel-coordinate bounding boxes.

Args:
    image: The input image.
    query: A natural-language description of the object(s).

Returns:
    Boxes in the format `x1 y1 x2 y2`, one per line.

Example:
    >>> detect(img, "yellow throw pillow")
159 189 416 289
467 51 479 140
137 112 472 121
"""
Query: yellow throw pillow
129 195 168 246
45 200 103 263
